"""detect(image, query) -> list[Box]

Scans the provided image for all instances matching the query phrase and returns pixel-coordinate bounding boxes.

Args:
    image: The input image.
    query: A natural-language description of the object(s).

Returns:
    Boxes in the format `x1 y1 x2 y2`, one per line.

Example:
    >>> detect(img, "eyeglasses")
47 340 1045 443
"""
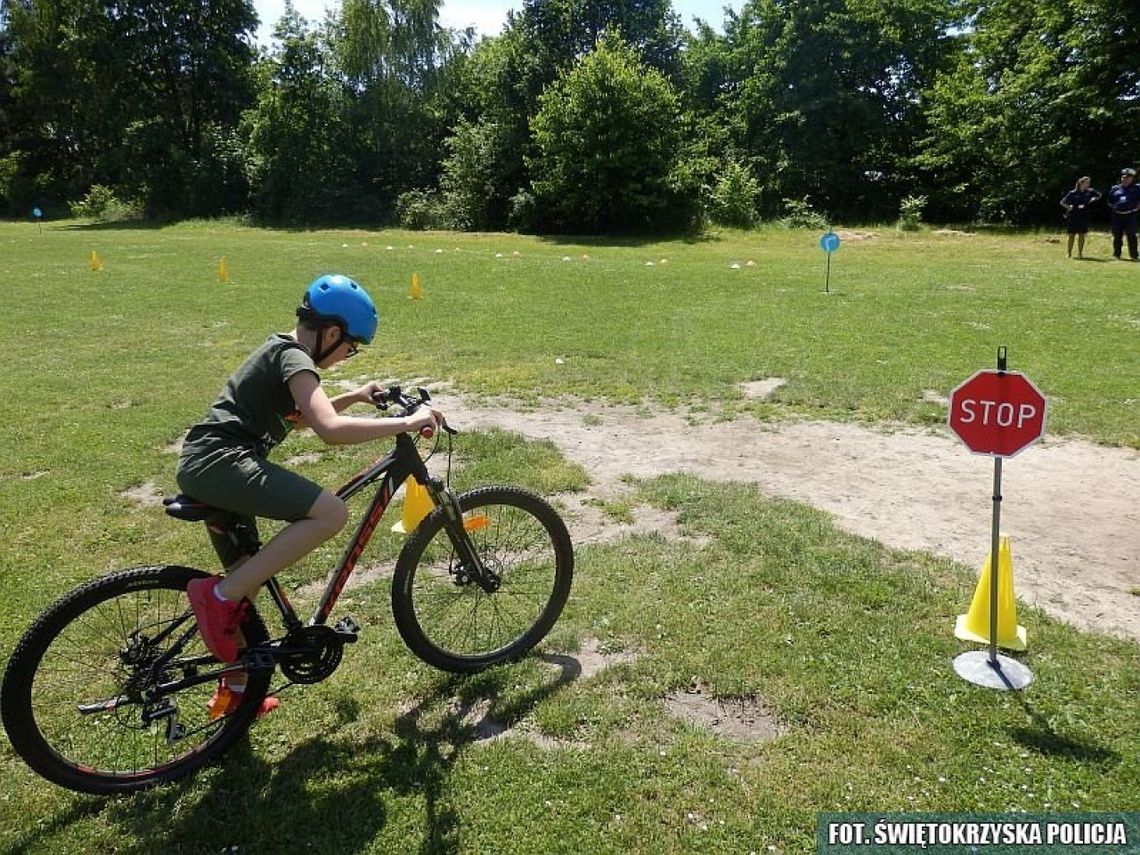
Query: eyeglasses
344 340 360 359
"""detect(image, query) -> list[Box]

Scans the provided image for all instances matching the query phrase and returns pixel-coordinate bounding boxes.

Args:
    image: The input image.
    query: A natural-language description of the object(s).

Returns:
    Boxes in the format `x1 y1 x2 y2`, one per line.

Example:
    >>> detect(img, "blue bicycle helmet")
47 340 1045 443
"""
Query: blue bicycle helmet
297 274 378 344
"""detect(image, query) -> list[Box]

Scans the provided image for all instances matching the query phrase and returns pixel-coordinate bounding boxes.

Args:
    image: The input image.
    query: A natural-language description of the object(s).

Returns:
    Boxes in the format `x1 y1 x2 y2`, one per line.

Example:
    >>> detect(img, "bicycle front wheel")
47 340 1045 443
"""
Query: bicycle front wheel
392 486 574 673
1 565 271 795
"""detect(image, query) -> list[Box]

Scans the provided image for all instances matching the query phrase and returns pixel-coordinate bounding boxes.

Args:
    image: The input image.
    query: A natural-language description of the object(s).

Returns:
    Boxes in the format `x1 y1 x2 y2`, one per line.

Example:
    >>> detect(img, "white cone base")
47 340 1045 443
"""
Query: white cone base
953 651 1033 691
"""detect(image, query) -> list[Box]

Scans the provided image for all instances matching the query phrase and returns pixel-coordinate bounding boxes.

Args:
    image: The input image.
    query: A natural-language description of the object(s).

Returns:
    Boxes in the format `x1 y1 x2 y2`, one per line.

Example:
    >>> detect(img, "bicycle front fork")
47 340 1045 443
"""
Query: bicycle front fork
425 480 499 593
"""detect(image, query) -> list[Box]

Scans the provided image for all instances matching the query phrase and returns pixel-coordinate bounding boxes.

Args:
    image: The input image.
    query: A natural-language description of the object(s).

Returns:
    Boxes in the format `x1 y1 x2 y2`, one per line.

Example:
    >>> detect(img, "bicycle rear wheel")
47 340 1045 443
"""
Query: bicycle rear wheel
1 565 271 795
391 485 574 673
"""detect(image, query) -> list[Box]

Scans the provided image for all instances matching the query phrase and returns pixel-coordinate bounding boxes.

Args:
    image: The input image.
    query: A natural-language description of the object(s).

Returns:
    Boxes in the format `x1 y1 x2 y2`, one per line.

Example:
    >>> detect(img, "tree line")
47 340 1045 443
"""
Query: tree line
2 0 1137 232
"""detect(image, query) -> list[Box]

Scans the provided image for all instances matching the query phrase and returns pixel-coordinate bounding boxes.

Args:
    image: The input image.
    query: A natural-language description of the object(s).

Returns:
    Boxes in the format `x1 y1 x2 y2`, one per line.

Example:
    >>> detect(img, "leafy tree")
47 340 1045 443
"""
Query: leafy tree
434 30 543 230
331 0 448 217
0 4 21 213
720 0 959 220
529 30 697 232
3 0 125 209
438 116 515 230
3 0 256 217
516 0 684 77
116 0 258 215
243 6 354 220
915 0 1140 223
679 19 736 116
707 159 761 227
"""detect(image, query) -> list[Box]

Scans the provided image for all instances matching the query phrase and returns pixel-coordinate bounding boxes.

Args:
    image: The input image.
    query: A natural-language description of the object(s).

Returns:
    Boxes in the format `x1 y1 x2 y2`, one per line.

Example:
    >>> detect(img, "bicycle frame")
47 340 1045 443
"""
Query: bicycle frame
253 431 423 635
259 430 484 637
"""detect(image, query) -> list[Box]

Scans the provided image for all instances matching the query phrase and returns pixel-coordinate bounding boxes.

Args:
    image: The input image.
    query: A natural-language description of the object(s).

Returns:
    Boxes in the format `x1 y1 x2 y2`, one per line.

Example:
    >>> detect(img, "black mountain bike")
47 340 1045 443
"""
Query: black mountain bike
1 387 574 795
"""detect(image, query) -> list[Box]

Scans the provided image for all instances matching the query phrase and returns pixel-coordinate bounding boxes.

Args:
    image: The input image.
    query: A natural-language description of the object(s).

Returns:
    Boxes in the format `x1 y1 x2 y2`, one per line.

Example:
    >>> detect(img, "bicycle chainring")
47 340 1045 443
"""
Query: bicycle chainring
278 625 344 684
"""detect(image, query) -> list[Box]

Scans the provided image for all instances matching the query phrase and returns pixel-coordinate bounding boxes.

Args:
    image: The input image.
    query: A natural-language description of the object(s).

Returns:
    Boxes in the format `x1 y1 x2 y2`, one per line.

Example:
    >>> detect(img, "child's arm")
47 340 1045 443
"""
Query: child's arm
291 380 385 429
328 380 387 414
289 373 437 445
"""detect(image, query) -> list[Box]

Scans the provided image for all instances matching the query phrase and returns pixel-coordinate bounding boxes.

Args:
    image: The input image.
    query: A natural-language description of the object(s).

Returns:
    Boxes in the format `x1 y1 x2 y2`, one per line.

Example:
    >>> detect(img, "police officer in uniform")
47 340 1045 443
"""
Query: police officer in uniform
1106 167 1140 260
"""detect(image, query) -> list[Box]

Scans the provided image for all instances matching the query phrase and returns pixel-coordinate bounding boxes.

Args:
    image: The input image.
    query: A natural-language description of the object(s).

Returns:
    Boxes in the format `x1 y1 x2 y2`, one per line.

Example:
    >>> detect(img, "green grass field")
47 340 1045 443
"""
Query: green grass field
0 221 1137 853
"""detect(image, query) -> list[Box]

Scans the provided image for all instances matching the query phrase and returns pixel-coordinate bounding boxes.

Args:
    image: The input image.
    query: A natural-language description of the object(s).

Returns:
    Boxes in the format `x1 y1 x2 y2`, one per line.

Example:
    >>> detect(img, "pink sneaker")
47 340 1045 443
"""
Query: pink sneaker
206 680 280 722
187 576 248 664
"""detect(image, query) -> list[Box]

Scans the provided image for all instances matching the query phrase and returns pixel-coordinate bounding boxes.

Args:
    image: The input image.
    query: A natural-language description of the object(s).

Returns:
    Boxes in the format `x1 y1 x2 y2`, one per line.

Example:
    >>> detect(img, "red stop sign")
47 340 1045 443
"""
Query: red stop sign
948 370 1048 457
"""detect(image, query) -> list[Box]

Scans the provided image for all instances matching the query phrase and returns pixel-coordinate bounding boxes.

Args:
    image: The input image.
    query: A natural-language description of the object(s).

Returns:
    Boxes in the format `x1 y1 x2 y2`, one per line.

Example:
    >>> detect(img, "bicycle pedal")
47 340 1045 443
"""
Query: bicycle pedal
165 717 187 745
333 616 360 642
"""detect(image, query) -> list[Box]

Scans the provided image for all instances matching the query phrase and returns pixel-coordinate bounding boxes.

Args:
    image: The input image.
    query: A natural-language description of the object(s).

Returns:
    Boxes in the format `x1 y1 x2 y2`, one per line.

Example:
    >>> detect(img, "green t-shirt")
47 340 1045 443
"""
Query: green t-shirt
183 334 319 457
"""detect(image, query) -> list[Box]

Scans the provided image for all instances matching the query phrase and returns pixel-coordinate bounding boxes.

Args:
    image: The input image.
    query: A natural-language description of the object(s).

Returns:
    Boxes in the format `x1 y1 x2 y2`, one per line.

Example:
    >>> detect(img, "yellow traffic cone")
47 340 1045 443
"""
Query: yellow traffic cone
391 477 433 534
409 272 423 300
90 251 103 271
954 536 1027 651
217 257 230 283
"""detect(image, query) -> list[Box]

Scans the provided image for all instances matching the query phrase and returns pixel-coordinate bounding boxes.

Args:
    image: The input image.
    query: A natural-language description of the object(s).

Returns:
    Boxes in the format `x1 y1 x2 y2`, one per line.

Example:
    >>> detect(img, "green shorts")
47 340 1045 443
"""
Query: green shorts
177 440 324 568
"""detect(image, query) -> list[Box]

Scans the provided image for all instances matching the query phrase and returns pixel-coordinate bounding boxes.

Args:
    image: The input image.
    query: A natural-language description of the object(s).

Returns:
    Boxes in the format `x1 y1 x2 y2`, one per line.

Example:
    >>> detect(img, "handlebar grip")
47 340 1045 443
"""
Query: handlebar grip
419 426 435 439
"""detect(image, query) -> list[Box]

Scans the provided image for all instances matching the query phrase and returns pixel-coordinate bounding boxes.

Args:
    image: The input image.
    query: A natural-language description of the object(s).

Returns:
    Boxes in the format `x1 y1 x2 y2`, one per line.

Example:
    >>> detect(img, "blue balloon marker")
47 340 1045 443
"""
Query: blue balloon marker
33 208 42 218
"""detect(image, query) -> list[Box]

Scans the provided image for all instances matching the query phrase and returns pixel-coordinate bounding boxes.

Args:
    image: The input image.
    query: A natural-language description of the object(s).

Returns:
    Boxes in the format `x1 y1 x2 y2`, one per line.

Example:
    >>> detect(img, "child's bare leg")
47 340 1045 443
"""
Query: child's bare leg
222 554 253 689
216 491 348 602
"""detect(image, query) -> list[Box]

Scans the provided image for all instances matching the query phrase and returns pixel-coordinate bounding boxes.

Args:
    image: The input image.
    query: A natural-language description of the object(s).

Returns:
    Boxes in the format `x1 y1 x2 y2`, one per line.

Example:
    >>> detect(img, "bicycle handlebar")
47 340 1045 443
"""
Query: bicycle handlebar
371 385 457 437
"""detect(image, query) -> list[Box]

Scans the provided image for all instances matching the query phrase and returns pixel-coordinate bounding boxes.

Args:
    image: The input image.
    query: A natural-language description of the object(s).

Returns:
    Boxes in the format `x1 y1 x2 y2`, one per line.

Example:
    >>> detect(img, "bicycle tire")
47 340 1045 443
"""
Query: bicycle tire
391 485 574 673
1 565 271 795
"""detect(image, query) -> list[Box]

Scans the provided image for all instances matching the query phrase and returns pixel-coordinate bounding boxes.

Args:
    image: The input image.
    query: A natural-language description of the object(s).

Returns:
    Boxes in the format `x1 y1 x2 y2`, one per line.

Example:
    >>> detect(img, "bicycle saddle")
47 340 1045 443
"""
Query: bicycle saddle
162 494 221 522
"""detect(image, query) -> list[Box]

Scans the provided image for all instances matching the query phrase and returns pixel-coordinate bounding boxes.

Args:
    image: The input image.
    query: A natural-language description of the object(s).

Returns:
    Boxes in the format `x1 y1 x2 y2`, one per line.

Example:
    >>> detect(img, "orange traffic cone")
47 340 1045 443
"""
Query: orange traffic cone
217 257 230 283
90 251 103 271
392 477 433 534
954 536 1027 651
409 272 423 300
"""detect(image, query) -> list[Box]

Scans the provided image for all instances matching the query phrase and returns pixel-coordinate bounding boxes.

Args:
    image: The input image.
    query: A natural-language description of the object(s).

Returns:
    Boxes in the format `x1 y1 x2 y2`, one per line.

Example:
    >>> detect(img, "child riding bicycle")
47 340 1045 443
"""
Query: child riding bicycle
178 274 442 713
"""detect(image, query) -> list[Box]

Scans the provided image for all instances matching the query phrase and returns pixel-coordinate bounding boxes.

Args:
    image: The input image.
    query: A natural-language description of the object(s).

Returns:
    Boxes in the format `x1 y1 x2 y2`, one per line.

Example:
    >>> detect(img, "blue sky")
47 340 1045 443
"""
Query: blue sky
251 0 742 44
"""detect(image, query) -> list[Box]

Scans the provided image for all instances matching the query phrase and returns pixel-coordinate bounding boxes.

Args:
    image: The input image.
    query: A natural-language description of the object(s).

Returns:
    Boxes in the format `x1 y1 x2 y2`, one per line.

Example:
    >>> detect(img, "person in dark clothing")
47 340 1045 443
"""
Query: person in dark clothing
1060 176 1101 258
179 274 442 718
1106 168 1140 260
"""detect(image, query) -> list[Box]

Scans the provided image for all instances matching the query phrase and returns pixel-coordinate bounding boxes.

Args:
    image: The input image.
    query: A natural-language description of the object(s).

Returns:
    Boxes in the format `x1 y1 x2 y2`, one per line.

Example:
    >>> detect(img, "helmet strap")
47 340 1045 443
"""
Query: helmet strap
311 322 344 365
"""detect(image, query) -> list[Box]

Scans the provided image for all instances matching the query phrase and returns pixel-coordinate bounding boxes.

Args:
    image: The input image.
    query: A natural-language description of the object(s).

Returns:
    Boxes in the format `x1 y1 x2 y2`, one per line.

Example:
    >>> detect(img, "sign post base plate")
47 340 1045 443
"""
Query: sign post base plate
953 650 1033 691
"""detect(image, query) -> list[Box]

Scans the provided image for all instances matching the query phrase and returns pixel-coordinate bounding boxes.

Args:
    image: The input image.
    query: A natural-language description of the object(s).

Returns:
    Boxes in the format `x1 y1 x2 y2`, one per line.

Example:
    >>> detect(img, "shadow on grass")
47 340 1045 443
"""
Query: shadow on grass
533 232 719 249
1010 695 1120 770
387 652 581 854
1 796 106 855
55 219 169 231
100 652 581 854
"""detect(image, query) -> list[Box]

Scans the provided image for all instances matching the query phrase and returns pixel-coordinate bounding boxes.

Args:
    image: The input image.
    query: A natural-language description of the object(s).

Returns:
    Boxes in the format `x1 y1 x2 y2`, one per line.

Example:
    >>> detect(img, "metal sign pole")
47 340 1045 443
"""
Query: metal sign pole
825 251 831 294
988 457 1002 667
987 347 1006 668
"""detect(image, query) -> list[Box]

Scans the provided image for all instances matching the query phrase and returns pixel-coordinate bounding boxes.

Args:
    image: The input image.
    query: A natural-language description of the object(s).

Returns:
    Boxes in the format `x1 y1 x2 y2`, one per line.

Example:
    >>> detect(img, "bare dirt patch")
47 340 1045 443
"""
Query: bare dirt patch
665 681 786 743
740 378 788 399
429 392 1140 642
121 480 164 508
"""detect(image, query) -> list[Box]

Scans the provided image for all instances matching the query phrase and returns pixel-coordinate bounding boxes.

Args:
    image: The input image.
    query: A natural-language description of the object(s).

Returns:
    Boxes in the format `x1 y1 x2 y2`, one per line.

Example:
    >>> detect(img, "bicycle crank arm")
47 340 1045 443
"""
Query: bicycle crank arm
77 695 130 714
